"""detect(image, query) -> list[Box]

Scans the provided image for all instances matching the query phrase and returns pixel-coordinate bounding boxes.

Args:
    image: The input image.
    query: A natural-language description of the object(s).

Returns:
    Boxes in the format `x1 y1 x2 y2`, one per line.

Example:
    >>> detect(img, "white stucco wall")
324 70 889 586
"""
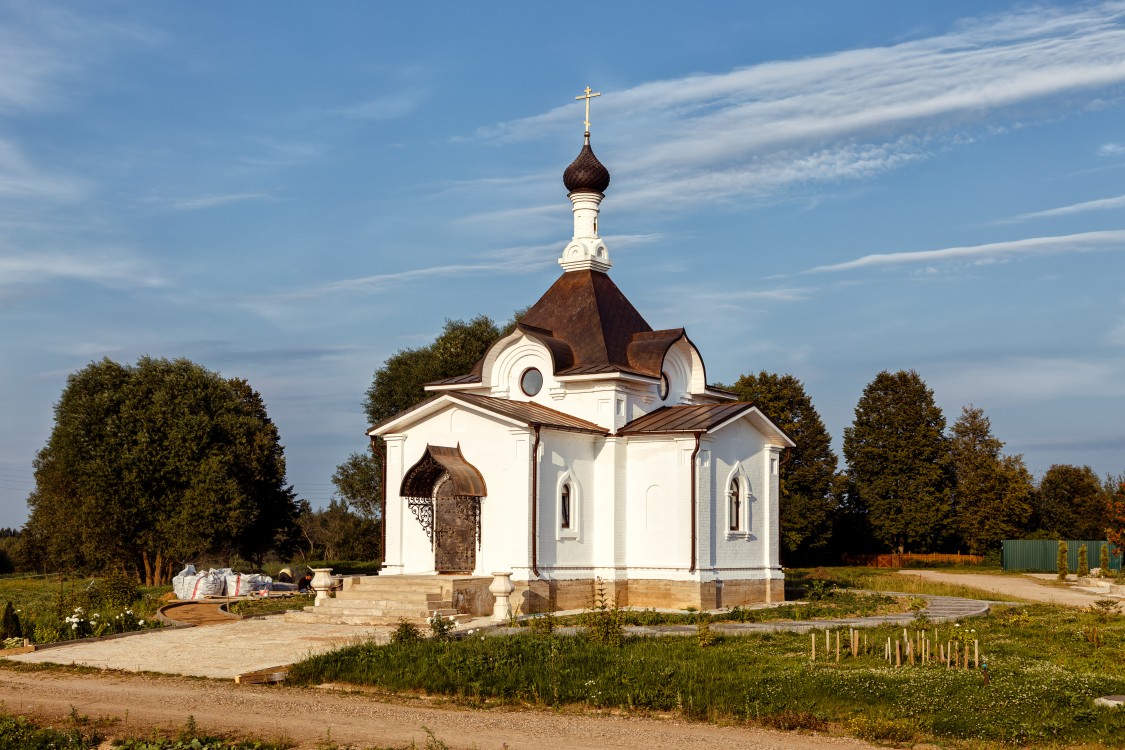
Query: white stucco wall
536 429 599 573
381 404 534 579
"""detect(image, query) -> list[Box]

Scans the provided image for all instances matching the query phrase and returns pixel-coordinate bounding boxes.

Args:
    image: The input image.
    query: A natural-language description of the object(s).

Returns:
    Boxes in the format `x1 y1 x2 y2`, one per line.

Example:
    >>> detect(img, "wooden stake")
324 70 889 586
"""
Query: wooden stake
836 630 840 662
895 640 901 667
811 632 816 661
974 640 979 669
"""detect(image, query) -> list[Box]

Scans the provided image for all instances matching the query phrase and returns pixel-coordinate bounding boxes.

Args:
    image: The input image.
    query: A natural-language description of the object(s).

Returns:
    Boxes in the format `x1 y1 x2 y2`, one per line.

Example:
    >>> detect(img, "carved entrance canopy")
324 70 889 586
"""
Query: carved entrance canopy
400 444 486 550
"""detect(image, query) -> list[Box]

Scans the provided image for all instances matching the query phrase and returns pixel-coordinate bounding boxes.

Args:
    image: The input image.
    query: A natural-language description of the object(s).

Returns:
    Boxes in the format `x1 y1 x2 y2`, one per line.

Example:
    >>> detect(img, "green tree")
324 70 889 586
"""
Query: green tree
295 499 380 561
949 405 1034 554
726 372 838 563
332 450 382 519
1034 465 1108 540
843 370 952 553
22 357 297 584
1077 544 1089 577
1057 539 1069 580
364 315 509 426
1107 480 1125 558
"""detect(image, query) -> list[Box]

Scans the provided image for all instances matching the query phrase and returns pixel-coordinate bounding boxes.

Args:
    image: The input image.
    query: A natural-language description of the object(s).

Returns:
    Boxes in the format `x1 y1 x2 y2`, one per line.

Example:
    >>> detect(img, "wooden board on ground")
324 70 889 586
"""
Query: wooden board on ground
235 664 289 685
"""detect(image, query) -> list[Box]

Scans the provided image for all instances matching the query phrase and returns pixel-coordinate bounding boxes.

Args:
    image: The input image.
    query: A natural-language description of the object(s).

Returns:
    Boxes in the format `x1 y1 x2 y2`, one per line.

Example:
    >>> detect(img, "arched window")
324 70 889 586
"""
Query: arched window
728 477 741 532
560 483 572 529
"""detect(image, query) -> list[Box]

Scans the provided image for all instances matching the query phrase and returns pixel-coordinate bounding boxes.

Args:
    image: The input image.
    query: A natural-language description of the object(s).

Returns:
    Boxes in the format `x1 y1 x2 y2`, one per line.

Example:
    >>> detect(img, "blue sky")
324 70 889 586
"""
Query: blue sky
2 1 1125 527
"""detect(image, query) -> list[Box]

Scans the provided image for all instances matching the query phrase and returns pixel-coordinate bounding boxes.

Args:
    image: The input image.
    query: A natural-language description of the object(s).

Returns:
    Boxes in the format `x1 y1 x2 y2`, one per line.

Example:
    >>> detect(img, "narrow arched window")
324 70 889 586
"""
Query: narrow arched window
560 483 572 529
728 477 741 532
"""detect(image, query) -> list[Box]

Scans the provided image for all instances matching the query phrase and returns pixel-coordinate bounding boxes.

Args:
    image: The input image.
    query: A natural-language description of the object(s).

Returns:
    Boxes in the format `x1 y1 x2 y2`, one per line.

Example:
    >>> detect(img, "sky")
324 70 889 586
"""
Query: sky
2 1 1125 528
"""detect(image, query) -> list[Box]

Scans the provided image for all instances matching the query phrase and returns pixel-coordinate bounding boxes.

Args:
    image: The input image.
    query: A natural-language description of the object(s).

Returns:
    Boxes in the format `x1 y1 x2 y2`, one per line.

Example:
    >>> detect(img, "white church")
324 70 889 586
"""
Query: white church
367 99 794 614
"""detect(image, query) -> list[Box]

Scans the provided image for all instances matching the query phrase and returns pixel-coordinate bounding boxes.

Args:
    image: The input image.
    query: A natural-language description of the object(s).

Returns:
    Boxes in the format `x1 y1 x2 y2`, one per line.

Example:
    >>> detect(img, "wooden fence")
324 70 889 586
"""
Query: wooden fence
841 552 984 568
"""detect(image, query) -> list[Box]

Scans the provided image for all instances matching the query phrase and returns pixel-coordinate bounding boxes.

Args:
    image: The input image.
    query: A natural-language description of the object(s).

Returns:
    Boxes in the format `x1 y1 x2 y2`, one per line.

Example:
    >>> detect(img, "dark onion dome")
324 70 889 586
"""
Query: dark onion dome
563 134 611 194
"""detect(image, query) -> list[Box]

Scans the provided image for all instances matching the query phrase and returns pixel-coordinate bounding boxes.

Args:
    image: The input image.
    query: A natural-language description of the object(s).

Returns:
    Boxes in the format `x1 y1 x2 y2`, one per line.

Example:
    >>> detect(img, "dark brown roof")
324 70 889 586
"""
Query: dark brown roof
563 135 611 194
619 404 754 434
517 269 689 379
426 373 482 386
401 444 487 498
370 392 607 435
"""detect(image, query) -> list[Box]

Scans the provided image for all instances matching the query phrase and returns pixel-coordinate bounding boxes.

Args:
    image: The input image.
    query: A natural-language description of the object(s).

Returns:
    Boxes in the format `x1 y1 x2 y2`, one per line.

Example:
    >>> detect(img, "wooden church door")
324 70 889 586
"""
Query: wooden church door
433 476 477 573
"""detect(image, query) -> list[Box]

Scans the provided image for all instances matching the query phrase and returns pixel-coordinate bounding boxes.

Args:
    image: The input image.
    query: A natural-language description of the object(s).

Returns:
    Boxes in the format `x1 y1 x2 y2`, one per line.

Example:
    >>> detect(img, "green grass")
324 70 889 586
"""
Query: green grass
287 603 1125 747
0 574 169 644
0 710 293 750
790 566 1025 602
227 594 312 617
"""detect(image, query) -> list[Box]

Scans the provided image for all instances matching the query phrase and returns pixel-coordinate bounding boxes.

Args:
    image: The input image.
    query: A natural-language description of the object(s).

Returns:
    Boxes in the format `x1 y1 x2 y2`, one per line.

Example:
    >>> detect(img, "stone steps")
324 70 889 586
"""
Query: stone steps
282 574 490 626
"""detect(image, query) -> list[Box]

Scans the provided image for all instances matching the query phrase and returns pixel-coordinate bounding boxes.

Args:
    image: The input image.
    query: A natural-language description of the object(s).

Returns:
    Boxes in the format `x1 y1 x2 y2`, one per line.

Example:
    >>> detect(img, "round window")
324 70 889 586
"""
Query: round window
659 372 670 400
520 367 543 396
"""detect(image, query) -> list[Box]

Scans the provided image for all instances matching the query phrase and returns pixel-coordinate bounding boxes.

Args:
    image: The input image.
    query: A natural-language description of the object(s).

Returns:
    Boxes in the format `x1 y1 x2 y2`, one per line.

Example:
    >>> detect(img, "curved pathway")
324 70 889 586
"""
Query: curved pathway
899 570 1123 607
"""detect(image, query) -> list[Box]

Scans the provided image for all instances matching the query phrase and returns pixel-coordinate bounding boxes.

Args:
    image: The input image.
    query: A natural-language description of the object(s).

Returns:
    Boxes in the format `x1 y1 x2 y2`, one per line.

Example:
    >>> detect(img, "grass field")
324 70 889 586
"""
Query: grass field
288 600 1125 747
0 574 169 644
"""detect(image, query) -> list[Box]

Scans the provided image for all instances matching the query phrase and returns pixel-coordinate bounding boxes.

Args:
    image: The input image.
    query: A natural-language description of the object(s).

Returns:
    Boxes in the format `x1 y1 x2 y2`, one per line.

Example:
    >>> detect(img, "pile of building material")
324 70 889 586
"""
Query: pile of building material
172 565 273 600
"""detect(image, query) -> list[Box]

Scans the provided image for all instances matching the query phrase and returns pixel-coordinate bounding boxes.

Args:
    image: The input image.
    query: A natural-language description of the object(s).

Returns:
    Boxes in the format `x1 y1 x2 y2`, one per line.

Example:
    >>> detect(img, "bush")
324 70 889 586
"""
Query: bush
0 602 21 639
1100 543 1111 576
1077 545 1089 578
88 569 139 610
390 619 422 644
428 611 456 641
1057 540 1068 580
581 581 625 646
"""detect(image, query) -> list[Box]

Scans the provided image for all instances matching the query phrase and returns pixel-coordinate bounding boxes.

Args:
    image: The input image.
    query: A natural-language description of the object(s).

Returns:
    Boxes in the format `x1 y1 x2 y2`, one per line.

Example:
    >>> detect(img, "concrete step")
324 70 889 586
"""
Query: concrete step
284 609 471 627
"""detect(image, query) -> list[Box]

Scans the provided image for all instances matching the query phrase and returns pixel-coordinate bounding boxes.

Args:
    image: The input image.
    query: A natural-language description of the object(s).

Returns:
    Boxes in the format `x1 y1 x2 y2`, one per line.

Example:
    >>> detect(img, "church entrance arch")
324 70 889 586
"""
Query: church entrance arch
400 444 486 574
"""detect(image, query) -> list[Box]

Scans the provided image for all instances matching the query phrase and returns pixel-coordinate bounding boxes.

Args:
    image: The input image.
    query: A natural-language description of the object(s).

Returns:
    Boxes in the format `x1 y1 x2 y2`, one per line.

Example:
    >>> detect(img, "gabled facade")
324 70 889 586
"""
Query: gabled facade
370 129 793 612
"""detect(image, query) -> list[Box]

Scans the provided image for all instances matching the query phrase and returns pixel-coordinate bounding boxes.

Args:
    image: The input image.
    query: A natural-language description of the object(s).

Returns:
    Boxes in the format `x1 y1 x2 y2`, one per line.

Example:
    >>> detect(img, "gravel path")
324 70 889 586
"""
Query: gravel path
898 571 1123 607
0 669 885 750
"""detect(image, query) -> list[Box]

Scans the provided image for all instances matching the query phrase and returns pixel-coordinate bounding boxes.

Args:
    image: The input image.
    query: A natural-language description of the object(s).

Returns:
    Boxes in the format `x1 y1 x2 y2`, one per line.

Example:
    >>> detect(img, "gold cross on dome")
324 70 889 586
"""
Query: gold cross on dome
575 86 601 133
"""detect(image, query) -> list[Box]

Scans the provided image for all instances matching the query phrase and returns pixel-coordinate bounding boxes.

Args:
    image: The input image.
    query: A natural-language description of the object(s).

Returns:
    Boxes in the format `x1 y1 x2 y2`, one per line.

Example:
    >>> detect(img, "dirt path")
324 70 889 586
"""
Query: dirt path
898 571 1118 607
1 668 880 750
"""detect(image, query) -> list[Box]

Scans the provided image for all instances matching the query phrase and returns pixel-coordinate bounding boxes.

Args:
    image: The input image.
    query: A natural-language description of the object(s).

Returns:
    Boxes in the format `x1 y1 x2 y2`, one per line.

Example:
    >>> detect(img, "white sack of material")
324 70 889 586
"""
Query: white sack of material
225 573 272 596
172 565 198 600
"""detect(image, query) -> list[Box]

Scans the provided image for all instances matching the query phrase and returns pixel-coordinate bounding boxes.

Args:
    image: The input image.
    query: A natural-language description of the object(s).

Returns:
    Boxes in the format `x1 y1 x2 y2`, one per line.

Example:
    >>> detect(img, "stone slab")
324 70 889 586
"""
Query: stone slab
4 618 389 680
1095 695 1125 708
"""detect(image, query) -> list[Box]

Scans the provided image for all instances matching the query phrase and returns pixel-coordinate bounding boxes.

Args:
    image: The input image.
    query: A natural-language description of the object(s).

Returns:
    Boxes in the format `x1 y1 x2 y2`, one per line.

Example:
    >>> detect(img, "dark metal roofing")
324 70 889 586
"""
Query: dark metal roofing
426 373 482 386
369 392 607 435
400 444 486 497
618 404 754 434
563 135 611 194
452 393 606 434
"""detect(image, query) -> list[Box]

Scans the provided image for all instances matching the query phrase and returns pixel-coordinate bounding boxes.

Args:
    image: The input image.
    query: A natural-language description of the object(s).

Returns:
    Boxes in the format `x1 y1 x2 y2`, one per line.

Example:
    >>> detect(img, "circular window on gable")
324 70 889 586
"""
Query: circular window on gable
659 372 670 400
520 367 543 396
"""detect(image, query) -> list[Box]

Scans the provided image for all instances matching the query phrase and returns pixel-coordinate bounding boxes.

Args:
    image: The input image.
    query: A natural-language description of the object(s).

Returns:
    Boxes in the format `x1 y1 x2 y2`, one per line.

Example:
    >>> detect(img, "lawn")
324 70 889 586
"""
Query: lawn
0 574 169 644
287 601 1125 747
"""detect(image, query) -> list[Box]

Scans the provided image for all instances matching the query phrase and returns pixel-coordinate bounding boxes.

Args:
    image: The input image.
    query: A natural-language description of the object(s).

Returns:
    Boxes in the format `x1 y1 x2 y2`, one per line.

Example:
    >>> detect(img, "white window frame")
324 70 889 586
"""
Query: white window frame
555 471 581 540
725 466 752 540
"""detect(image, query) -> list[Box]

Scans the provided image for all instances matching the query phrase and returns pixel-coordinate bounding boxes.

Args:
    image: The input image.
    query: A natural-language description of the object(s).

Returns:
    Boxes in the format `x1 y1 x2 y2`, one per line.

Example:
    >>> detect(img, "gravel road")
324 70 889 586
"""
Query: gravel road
897 571 1122 607
2 669 883 750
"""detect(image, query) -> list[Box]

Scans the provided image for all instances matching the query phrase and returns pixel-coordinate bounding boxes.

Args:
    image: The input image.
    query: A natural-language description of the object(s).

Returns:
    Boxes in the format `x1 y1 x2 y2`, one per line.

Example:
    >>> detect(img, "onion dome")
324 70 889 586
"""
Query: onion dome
563 134 611 194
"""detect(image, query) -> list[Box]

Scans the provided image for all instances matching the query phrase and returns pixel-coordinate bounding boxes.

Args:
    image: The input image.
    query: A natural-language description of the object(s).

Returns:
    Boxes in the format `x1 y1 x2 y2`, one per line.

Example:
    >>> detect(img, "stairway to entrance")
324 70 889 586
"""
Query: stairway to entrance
284 574 493 626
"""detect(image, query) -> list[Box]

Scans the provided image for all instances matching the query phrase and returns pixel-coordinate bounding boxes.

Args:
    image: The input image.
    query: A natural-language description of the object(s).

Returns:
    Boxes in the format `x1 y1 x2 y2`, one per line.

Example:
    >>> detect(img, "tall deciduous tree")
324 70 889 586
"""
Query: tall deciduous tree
843 370 952 553
22 357 297 584
332 450 382 519
1108 479 1125 556
727 371 838 563
364 315 510 426
1034 464 1108 540
950 405 1034 554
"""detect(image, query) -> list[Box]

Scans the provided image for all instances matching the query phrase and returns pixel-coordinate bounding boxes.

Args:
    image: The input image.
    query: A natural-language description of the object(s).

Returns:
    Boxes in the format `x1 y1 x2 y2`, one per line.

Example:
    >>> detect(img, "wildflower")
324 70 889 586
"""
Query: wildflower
138 620 145 626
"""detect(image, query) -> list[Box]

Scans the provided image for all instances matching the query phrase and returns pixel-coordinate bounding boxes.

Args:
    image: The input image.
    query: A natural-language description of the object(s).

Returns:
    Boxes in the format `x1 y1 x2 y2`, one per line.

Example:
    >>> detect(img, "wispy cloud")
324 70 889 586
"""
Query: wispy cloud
805 230 1125 273
999 194 1125 223
1099 142 1125 156
930 355 1125 405
0 138 84 201
170 192 272 210
467 3 1125 211
328 91 424 122
0 250 164 288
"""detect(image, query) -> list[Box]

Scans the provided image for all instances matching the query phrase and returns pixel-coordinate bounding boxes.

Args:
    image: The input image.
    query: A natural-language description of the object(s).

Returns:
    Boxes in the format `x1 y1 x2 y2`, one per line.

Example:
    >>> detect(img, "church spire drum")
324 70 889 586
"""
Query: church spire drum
559 86 612 273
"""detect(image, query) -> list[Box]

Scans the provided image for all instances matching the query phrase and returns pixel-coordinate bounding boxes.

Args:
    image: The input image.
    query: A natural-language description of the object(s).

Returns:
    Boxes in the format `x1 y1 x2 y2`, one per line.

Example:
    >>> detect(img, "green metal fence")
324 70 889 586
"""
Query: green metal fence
1002 539 1122 572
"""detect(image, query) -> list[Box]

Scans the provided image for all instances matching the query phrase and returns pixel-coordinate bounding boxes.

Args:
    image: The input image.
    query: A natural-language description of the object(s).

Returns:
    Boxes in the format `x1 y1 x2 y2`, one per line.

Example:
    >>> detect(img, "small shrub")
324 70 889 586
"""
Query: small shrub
1077 545 1089 578
0 602 21 639
89 570 139 611
428 611 456 641
1057 540 1069 580
1100 543 1111 575
1088 598 1121 621
582 579 625 646
849 715 919 744
390 619 422 644
32 620 63 644
696 613 717 647
528 613 556 635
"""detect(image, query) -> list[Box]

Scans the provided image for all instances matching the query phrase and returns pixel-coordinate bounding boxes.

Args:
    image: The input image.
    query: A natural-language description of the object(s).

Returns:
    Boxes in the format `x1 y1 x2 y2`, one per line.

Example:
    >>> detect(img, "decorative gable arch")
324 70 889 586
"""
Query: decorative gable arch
400 444 486 498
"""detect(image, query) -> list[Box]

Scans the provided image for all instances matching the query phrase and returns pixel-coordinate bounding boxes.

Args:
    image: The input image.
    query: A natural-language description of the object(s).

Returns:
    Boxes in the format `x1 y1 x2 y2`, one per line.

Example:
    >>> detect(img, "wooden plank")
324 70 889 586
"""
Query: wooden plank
234 665 290 685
